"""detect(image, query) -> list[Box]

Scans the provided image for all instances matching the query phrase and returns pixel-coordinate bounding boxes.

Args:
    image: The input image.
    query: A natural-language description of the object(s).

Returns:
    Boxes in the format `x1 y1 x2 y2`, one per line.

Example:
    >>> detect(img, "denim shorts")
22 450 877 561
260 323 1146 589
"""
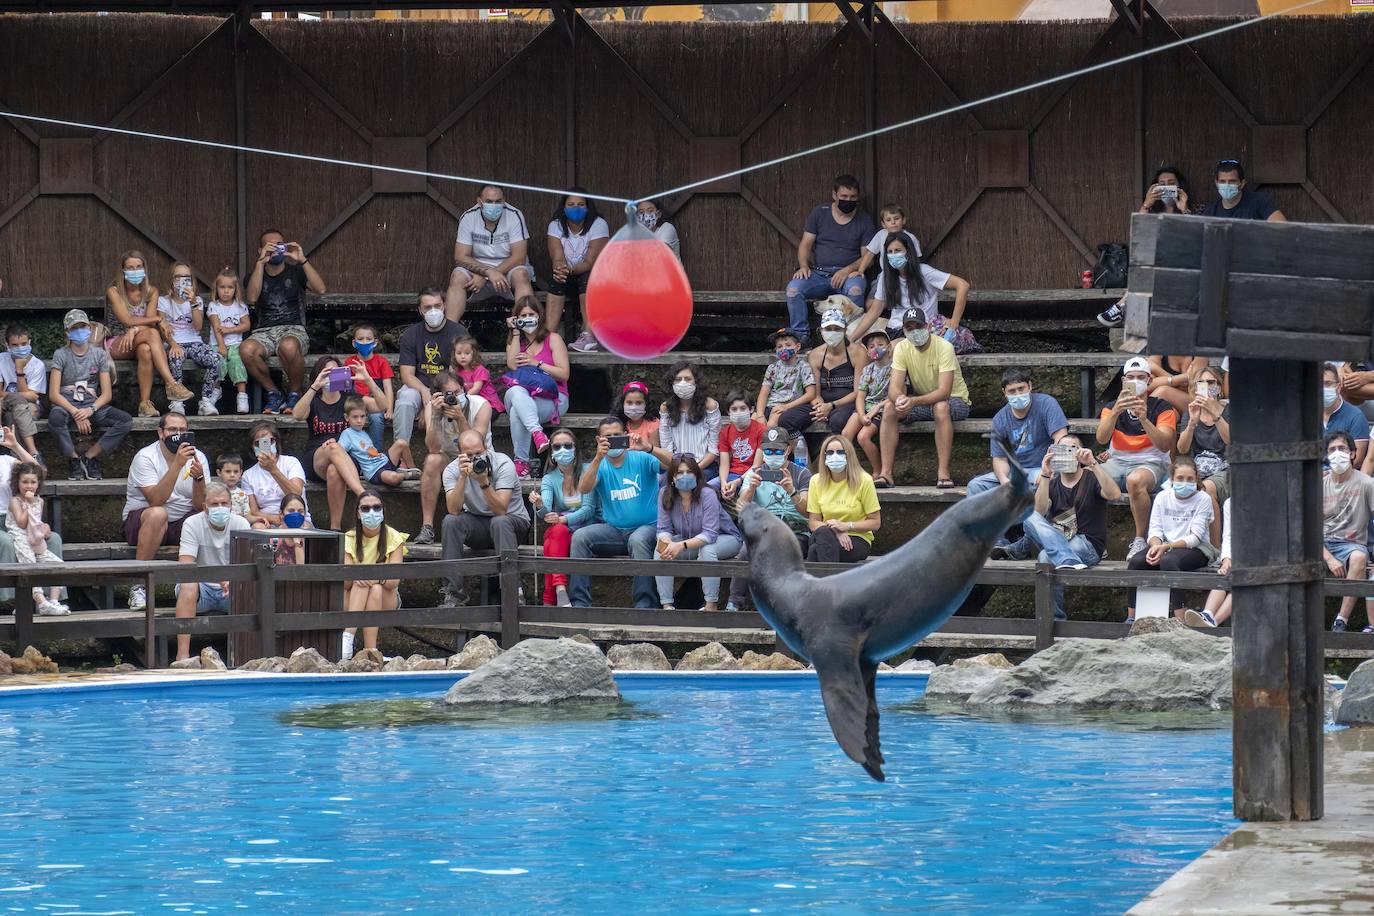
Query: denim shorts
1325 538 1368 568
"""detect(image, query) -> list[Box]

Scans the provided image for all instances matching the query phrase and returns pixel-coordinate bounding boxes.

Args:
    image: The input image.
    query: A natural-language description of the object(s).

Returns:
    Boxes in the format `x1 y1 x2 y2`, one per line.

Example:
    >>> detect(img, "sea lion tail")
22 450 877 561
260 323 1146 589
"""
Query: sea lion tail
992 434 1033 499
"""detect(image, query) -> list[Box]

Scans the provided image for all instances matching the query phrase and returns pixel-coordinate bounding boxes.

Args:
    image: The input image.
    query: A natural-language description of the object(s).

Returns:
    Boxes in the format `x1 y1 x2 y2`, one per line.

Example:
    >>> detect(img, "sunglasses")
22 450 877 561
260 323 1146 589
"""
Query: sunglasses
824 448 846 456
761 449 786 457
359 504 384 512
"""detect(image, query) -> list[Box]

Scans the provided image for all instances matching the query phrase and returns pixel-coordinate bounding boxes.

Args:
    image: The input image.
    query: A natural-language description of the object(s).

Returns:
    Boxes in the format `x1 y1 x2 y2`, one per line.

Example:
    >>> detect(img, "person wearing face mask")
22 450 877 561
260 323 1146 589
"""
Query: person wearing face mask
447 184 535 323
568 417 673 609
342 323 394 449
529 428 600 607
0 322 46 463
547 189 611 350
341 489 409 663
122 411 210 611
272 493 311 565
716 390 767 499
654 454 742 611
634 198 680 261
1199 159 1285 222
1124 457 1216 622
173 480 250 662
503 296 571 479
1176 366 1230 544
414 371 494 546
1095 355 1178 561
966 368 1068 497
101 249 194 417
807 435 881 564
611 380 661 450
857 232 979 354
1322 363 1370 469
784 174 875 341
730 427 814 609
1097 166 1193 327
659 361 722 482
242 228 328 416
395 288 470 471
156 263 225 417
843 328 894 479
241 422 308 529
1322 431 1374 634
807 309 868 439
439 430 531 608
1142 353 1210 414
47 310 133 483
877 309 972 489
754 330 817 457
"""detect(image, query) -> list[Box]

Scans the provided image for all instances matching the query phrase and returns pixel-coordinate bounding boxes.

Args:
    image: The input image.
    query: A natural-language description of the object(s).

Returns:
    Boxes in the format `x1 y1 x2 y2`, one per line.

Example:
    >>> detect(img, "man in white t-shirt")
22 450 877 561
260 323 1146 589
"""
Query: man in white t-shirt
121 411 209 610
173 480 250 661
445 184 535 322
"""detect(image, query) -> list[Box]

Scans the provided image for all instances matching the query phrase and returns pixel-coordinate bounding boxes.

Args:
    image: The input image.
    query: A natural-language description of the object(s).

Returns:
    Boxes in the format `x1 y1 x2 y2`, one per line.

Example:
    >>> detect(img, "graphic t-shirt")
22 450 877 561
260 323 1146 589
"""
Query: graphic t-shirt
1045 472 1109 555
399 321 468 389
751 466 812 534
718 420 766 477
1101 396 1178 463
305 397 348 451
858 361 891 412
207 301 250 346
156 295 206 345
763 359 816 407
251 263 308 328
51 346 110 407
457 205 531 268
990 393 1068 468
593 451 660 529
803 204 875 269
1323 470 1374 543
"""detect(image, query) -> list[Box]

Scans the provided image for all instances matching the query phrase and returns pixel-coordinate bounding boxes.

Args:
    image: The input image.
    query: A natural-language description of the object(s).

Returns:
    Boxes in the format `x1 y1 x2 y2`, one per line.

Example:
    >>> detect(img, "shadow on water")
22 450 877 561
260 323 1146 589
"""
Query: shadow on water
889 700 1231 733
280 698 659 730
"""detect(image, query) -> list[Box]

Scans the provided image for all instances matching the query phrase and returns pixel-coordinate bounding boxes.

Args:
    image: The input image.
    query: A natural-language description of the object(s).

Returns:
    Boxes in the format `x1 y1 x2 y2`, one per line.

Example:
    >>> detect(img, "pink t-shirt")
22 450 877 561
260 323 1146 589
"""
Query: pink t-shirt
457 364 504 412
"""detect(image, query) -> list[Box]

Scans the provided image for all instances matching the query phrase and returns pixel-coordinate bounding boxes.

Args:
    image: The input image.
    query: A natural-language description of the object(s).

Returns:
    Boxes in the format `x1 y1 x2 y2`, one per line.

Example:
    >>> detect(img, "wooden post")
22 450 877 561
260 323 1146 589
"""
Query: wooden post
499 549 520 649
255 546 277 659
14 582 34 656
1033 563 1055 651
1230 358 1325 822
144 571 159 669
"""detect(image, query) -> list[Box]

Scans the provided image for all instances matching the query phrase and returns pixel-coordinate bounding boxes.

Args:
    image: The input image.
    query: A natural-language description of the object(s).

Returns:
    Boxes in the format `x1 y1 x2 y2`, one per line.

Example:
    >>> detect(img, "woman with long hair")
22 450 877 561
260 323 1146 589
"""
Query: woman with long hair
341 488 408 662
241 421 307 529
863 232 980 354
807 434 881 563
101 249 193 416
546 187 610 348
654 454 741 611
658 360 721 482
530 427 600 607
502 295 570 479
290 355 373 529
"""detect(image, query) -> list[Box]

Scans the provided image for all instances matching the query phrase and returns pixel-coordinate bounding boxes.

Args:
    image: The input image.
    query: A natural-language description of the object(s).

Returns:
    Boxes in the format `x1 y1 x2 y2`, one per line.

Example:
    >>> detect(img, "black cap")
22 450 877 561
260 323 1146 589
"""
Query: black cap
761 427 789 447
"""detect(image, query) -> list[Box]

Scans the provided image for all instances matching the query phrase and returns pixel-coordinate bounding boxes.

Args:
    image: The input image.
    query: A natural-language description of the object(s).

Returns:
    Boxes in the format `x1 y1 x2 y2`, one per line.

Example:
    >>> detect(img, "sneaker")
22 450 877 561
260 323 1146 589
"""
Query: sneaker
1333 616 1349 633
439 584 467 609
1363 626 1374 635
1126 536 1148 560
725 600 740 612
262 389 285 415
569 331 599 352
166 380 194 402
284 391 302 411
1124 616 1135 625
1096 299 1124 328
555 584 571 607
168 400 186 416
67 457 87 481
514 459 531 479
36 599 70 617
128 585 147 611
340 631 355 663
1056 562 1089 571
236 392 251 414
989 544 1015 561
531 429 550 455
198 397 219 416
401 467 422 481
1183 608 1216 628
137 399 159 418
412 524 436 546
30 452 43 468
83 458 103 480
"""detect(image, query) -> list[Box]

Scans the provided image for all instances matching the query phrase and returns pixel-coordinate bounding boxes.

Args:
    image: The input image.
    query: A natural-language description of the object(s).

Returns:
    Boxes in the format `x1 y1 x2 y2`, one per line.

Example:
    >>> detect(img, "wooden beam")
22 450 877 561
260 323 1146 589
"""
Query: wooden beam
1301 179 1346 224
1106 0 1140 35
1303 31 1374 129
576 14 695 144
0 186 39 234
833 0 871 41
874 8 982 133
425 184 467 222
738 184 801 251
246 23 375 143
234 4 250 278
1195 221 1231 349
924 186 982 258
90 187 216 287
1025 184 1095 263
424 22 558 145
302 188 374 259
737 24 851 143
1142 0 1257 129
0 95 42 146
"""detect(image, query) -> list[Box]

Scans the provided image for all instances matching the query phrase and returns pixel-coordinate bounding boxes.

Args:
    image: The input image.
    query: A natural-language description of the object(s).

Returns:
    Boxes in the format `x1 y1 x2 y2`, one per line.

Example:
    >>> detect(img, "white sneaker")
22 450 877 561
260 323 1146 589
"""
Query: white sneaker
198 397 219 416
128 585 147 611
1056 562 1089 571
555 585 571 607
236 392 250 414
1126 536 1148 560
569 331 599 352
37 599 70 616
340 631 355 663
168 400 186 415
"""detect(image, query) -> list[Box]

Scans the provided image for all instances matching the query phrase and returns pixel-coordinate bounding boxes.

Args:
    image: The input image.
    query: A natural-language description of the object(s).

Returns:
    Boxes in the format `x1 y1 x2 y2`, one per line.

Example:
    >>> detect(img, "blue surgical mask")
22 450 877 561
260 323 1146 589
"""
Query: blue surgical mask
482 202 505 222
67 328 92 345
1216 183 1240 202
564 205 588 223
8 345 31 359
124 269 146 285
763 451 786 470
353 340 376 358
283 511 305 529
607 447 626 459
360 509 384 529
1324 387 1338 408
207 506 232 527
1007 393 1032 411
674 475 697 492
552 446 576 466
824 452 848 473
1173 482 1197 499
887 253 907 270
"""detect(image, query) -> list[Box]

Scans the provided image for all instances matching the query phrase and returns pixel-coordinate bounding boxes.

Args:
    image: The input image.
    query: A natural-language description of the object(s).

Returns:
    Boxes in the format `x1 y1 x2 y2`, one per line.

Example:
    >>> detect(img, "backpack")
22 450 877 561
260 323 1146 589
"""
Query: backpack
1092 243 1129 289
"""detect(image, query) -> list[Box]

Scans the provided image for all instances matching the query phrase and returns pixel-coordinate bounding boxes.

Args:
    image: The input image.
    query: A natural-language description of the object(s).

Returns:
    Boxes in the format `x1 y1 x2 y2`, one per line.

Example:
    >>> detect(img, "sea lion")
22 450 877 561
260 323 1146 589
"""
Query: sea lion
737 446 1034 781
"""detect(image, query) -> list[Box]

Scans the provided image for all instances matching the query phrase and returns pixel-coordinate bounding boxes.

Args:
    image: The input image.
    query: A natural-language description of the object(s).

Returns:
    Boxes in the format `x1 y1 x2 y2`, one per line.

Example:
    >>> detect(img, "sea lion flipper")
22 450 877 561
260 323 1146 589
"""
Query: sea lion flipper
812 641 884 782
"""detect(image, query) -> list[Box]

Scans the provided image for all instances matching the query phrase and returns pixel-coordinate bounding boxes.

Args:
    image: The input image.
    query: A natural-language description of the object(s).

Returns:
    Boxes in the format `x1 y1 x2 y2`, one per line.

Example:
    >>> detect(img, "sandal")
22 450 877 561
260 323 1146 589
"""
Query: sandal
873 476 894 489
936 478 955 489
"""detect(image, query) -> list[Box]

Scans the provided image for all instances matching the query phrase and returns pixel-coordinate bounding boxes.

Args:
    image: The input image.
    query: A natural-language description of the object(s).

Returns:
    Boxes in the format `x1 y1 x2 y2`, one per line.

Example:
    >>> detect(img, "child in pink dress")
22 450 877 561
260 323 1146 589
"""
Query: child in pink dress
451 337 504 413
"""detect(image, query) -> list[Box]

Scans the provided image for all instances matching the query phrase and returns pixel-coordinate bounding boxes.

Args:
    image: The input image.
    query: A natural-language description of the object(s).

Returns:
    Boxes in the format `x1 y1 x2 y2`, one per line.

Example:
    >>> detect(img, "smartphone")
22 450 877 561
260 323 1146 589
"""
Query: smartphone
759 468 783 483
327 366 352 393
606 435 630 450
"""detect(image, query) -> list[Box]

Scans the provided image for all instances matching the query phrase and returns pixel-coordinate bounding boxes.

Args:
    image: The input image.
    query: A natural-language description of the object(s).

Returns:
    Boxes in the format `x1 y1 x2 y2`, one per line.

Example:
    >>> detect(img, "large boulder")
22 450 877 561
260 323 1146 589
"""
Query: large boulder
895 658 936 672
606 643 672 671
924 665 1006 704
340 649 384 673
199 647 228 671
952 653 1013 670
286 647 337 674
9 646 57 675
170 657 202 670
963 629 1232 711
0 650 12 676
406 654 448 671
675 642 739 671
739 650 805 671
239 656 288 673
1336 659 1374 726
447 635 503 670
443 637 620 707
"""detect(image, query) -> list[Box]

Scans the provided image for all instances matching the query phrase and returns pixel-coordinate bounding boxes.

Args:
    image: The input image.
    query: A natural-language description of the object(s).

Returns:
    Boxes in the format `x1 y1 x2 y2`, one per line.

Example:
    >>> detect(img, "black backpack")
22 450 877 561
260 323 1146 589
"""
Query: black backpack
1092 243 1129 289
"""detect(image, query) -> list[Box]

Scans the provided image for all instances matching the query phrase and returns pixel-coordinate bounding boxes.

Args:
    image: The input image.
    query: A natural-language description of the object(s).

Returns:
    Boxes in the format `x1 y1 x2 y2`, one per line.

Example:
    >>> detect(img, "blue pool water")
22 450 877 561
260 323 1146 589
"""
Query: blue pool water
0 674 1234 914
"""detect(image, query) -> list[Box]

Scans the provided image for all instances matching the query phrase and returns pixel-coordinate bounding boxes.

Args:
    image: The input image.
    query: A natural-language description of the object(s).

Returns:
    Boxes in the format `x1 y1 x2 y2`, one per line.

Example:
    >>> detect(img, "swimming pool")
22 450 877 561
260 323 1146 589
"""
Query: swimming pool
0 673 1233 913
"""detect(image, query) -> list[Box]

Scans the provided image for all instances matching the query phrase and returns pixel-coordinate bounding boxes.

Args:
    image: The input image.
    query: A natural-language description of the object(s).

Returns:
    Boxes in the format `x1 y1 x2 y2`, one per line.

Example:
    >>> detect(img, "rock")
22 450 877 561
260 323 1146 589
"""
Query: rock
895 658 936 672
340 649 384 673
0 650 12 676
963 629 1232 712
924 664 1006 703
443 637 620 707
169 657 202 670
199 647 228 671
239 656 289 673
952 652 1014 670
570 634 596 646
1128 616 1186 637
606 643 672 671
285 647 337 674
1327 678 1344 725
1336 659 1374 726
9 646 57 675
406 654 448 671
739 650 804 671
96 663 138 674
447 635 503 670
878 662 893 671
382 655 410 672
675 641 739 671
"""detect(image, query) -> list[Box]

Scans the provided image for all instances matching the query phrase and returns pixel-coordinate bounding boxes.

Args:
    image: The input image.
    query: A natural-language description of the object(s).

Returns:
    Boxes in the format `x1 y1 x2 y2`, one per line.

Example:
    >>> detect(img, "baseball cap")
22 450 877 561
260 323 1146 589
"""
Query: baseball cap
862 327 892 346
819 309 846 330
761 427 789 448
63 308 91 330
1123 356 1151 375
900 308 928 327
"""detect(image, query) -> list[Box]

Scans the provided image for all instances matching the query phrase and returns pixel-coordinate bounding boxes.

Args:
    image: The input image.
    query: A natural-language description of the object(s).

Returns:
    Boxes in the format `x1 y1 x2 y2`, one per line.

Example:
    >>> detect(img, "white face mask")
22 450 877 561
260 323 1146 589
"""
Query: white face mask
623 403 646 420
821 329 845 347
423 308 445 329
672 381 696 399
729 410 752 429
1329 451 1353 474
824 452 848 473
905 328 930 347
1127 378 1149 397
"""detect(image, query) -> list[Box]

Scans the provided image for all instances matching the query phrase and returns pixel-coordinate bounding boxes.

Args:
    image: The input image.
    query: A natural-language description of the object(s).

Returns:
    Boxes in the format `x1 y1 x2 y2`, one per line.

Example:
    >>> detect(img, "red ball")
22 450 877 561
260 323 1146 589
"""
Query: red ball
585 224 693 361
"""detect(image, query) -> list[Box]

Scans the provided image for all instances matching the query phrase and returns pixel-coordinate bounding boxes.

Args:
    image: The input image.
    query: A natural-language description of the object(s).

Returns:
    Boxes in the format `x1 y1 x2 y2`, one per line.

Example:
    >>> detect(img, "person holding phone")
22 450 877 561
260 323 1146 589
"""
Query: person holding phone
1097 166 1192 328
291 356 370 530
725 427 814 611
241 228 327 415
1095 355 1178 562
438 430 530 608
241 422 307 529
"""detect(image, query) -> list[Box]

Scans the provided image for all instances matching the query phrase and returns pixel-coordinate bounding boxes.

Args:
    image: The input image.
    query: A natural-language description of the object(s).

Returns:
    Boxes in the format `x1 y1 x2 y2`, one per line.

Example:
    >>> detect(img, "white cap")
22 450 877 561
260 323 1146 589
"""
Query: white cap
1123 356 1150 375
819 309 846 330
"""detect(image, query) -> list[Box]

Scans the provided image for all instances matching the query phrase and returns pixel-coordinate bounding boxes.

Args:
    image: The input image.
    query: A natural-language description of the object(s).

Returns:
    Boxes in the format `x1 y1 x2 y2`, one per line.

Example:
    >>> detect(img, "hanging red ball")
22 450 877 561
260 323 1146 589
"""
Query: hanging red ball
585 213 693 361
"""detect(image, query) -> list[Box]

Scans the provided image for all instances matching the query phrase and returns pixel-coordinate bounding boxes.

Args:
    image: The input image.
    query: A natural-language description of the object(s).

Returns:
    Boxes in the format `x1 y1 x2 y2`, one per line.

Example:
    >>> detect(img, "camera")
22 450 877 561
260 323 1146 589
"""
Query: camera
759 468 783 483
443 391 461 407
471 454 490 476
274 243 287 257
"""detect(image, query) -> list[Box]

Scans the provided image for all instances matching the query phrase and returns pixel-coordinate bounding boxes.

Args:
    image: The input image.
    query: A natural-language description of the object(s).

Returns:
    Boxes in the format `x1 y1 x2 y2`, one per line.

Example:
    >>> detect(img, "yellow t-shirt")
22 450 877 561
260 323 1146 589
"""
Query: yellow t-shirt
892 335 970 404
344 527 410 565
806 473 881 544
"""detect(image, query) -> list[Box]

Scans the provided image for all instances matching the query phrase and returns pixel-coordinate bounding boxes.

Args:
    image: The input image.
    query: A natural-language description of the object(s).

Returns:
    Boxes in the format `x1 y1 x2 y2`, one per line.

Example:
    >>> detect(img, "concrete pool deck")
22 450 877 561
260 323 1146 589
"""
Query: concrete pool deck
1132 726 1374 915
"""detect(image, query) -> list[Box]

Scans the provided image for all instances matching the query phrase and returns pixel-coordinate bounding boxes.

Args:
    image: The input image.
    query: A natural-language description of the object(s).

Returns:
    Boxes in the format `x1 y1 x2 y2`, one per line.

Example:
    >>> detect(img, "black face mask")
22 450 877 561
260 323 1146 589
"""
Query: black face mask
836 199 858 215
